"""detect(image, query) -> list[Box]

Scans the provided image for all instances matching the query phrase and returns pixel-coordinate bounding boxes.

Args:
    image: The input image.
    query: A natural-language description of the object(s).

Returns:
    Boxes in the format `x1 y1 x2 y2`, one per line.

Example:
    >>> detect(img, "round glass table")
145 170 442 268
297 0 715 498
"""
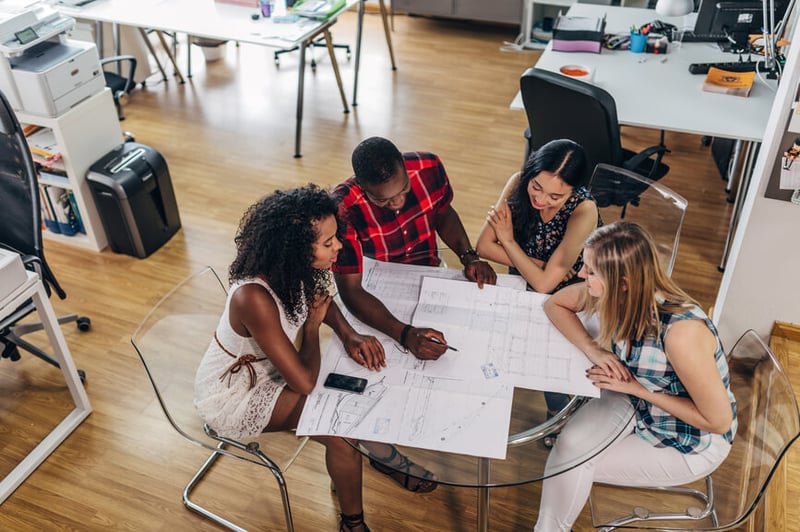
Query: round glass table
351 388 633 532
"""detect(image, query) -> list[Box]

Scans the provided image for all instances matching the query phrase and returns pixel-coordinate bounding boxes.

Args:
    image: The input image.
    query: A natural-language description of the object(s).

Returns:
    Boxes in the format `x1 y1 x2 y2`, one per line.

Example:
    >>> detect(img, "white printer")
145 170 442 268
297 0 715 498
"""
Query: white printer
0 6 104 117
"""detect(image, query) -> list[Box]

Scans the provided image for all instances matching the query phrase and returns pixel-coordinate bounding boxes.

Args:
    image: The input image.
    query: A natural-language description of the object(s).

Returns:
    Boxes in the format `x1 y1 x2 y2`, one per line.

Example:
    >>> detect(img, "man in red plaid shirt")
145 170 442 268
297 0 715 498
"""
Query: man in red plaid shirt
332 137 496 362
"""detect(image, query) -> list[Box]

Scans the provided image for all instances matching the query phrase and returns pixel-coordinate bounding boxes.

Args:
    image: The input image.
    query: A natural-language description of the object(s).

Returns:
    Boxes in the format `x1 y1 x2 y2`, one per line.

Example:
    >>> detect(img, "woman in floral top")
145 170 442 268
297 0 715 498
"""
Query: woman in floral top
477 139 602 437
477 139 600 293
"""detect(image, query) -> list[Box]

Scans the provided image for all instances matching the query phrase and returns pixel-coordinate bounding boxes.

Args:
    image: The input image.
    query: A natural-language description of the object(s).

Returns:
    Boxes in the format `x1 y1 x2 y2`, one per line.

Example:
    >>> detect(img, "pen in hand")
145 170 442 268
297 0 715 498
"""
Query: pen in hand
425 336 459 352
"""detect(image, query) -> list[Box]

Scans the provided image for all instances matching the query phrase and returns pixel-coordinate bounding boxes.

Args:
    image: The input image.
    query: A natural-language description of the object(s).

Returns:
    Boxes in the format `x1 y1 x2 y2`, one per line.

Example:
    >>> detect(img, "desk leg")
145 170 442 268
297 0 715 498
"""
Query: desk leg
719 141 759 272
378 0 397 71
0 282 92 503
155 31 186 84
139 28 169 82
295 41 308 158
353 0 398 107
477 458 490 532
323 29 350 114
353 1 364 106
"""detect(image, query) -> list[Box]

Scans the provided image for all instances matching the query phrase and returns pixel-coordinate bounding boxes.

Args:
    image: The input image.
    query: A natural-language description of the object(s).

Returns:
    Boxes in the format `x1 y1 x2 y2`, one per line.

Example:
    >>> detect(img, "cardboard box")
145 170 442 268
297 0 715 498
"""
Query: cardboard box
552 14 606 53
0 248 29 302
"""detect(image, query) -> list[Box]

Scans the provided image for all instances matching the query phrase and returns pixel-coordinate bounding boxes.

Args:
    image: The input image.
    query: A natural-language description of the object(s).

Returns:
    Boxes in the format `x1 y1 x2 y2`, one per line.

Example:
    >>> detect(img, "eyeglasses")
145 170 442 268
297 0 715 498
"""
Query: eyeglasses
363 177 411 207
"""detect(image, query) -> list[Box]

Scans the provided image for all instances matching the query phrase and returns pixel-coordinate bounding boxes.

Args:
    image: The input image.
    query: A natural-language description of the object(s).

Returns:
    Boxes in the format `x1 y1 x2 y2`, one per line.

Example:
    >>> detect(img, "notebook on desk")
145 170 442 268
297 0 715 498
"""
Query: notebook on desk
292 0 346 20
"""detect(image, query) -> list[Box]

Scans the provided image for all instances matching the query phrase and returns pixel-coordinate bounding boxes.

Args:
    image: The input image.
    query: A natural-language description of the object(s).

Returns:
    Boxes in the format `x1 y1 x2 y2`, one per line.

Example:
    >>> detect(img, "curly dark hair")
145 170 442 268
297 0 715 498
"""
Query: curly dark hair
229 184 338 325
509 139 588 244
351 136 404 186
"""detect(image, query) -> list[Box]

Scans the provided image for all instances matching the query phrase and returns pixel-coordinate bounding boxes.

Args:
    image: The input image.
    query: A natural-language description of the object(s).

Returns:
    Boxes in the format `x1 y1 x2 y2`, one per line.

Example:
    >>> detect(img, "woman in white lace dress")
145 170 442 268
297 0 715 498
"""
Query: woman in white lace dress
194 184 384 532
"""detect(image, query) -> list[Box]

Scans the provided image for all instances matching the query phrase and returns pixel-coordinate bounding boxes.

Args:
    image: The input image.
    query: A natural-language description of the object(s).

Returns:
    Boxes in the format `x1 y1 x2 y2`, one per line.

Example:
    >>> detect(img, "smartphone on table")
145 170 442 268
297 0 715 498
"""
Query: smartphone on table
323 372 367 394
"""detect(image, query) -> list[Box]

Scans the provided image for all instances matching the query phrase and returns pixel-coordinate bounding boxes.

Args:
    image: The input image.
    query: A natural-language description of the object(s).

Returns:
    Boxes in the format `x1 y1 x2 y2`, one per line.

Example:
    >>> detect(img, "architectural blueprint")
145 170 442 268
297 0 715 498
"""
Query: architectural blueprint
296 259 593 459
413 277 598 397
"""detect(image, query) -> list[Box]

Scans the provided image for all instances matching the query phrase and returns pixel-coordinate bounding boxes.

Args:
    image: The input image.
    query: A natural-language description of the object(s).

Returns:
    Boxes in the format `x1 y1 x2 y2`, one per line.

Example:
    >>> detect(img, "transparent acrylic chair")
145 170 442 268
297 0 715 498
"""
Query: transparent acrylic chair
588 163 688 276
130 267 308 531
589 329 800 530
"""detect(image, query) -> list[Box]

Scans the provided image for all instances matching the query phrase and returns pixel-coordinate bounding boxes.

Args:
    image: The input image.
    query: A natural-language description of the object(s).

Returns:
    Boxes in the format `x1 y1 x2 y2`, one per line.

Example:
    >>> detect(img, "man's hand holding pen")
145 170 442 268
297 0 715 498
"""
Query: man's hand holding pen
404 326 453 360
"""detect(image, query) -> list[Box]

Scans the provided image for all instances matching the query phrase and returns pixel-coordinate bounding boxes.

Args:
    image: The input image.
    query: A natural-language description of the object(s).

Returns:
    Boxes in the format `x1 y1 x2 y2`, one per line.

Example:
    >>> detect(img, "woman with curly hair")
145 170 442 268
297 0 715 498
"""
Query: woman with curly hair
194 184 383 532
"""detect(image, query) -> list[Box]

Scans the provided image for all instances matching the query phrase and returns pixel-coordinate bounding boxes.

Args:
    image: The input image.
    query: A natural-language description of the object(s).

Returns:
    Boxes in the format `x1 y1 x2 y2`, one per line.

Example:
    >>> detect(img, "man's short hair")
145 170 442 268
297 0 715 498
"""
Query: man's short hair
351 136 404 186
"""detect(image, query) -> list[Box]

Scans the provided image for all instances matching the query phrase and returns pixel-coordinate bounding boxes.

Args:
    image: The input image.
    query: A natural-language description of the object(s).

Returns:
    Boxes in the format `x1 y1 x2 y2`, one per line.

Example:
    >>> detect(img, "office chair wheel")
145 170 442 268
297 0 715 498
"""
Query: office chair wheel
76 317 91 332
78 369 86 384
2 341 21 361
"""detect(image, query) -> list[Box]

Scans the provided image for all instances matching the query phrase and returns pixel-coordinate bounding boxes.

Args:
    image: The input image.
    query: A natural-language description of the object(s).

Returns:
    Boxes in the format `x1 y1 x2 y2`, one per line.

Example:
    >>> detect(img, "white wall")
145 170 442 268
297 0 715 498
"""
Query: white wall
713 22 800 349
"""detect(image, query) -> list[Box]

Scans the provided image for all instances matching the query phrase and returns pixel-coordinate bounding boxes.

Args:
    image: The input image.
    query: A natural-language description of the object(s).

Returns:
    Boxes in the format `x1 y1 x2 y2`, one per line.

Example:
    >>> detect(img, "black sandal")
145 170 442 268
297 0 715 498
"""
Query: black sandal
368 446 438 493
339 511 370 532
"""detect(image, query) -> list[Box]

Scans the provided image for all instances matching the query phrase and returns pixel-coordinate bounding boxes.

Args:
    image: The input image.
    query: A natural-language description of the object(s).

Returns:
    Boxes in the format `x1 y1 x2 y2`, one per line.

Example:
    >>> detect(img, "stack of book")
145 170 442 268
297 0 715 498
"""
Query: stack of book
38 177 85 237
702 67 756 97
26 127 63 168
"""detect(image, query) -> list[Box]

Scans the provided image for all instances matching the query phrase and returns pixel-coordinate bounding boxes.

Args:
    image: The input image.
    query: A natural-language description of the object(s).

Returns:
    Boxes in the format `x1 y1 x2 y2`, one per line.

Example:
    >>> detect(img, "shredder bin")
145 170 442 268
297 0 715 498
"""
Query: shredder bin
86 142 181 258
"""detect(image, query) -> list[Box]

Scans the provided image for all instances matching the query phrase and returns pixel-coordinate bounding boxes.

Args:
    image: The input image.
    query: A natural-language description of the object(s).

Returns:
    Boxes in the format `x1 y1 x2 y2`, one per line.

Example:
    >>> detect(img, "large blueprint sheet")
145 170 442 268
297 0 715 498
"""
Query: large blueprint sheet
296 259 595 459
413 277 598 397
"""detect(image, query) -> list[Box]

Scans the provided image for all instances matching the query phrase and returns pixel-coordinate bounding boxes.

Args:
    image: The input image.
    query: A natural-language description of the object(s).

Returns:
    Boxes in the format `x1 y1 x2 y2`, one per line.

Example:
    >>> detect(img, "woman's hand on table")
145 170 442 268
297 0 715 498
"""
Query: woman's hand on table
344 332 386 371
585 348 629 382
586 365 644 396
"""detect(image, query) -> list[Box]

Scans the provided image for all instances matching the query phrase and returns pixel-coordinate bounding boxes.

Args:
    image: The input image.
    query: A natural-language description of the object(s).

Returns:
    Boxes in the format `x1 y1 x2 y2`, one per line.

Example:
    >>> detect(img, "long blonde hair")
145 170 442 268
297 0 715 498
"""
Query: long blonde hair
583 222 697 347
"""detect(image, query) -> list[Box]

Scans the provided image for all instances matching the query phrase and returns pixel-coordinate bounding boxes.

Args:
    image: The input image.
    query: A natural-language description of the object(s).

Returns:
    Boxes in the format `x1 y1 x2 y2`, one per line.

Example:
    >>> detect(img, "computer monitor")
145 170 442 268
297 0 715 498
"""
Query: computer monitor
694 0 788 48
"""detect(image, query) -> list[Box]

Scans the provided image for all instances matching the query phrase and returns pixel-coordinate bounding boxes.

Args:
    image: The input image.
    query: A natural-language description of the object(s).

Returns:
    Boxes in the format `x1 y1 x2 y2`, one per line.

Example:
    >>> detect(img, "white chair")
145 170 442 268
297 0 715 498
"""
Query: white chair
130 267 308 531
589 329 800 530
588 163 687 276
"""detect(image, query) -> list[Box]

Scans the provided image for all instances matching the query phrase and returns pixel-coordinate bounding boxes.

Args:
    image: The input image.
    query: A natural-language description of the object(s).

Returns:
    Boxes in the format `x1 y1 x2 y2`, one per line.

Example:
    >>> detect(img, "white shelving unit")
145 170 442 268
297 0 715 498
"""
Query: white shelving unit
520 0 575 50
17 89 123 252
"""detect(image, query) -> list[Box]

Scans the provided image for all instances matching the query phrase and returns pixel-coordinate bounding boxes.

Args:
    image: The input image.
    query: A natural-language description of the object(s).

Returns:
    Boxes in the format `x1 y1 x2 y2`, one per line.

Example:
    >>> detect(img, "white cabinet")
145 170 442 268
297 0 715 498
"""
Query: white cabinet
18 89 123 251
394 0 524 25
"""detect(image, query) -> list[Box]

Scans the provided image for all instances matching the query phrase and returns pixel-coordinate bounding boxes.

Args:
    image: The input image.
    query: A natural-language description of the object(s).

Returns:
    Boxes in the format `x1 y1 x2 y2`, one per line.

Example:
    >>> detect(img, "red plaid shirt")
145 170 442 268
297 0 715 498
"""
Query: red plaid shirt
332 152 454 274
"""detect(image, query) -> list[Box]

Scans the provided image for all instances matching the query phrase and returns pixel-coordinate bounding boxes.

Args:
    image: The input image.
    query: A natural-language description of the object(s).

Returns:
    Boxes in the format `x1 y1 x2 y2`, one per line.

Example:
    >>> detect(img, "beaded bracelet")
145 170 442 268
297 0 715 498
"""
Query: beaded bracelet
459 247 480 264
399 323 413 349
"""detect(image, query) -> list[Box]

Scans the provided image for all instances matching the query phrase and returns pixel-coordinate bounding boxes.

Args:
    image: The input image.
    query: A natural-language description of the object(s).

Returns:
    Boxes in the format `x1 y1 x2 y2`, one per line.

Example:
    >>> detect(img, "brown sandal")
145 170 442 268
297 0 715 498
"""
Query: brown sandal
368 446 438 493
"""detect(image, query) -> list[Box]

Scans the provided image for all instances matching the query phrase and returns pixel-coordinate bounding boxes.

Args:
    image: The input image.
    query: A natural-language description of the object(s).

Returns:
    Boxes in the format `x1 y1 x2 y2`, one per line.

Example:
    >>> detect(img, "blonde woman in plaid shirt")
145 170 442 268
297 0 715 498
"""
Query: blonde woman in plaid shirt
534 221 737 532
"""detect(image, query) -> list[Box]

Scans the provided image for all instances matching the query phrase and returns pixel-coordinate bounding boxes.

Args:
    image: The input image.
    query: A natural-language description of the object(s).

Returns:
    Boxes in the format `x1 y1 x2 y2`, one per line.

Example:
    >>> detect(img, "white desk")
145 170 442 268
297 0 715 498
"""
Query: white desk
57 0 359 157
511 5 776 141
0 271 92 504
511 5 778 269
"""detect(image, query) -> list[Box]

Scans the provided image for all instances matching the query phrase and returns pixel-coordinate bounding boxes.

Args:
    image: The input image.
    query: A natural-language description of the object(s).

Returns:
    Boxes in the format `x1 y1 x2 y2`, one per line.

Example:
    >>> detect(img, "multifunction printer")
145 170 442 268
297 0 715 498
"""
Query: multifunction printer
0 6 104 117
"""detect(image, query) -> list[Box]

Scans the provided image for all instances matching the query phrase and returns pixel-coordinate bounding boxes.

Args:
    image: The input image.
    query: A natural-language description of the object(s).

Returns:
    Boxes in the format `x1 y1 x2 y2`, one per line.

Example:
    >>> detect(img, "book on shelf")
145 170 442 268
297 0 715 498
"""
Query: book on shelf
26 127 63 167
40 185 83 236
38 167 71 188
702 67 756 97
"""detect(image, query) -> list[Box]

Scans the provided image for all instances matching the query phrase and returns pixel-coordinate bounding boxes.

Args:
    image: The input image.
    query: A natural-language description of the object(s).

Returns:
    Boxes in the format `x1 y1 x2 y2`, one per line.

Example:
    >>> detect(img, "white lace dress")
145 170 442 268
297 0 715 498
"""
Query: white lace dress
193 277 305 439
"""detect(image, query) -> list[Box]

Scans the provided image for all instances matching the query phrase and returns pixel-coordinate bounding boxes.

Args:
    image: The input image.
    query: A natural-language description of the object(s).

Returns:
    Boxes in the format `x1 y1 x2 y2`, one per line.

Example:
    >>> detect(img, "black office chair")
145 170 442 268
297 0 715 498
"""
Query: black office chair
100 55 137 121
520 67 670 183
0 89 89 382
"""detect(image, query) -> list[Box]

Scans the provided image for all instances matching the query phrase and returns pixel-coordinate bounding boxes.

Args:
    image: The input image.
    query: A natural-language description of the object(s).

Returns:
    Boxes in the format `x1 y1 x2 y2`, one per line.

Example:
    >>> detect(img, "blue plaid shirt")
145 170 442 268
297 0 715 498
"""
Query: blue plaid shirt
613 306 737 454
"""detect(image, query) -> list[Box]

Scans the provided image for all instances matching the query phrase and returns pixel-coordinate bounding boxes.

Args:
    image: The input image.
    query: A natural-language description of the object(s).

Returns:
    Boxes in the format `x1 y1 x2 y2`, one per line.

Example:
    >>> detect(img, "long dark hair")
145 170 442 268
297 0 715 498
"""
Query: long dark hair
229 184 338 324
509 139 589 242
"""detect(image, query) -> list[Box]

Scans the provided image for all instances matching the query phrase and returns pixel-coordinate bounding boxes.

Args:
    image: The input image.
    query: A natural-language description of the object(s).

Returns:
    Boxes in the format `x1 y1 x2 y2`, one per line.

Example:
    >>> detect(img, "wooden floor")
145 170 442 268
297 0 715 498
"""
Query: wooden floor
1 9 795 531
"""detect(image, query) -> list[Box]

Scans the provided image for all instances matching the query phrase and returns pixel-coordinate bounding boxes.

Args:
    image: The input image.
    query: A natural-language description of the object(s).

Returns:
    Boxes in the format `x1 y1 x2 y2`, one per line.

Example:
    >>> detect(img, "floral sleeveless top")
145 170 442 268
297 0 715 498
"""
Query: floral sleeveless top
510 186 600 292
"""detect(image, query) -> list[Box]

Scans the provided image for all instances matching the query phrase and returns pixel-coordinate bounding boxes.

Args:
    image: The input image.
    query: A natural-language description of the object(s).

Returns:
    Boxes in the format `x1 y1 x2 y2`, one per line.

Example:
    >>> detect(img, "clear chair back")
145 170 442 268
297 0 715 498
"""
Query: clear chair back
590 330 800 529
130 266 305 468
588 164 687 276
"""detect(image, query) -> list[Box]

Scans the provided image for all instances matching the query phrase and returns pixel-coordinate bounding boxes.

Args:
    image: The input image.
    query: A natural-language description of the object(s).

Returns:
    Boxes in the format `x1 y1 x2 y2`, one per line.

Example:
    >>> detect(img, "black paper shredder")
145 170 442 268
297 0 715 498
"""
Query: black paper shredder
87 142 181 258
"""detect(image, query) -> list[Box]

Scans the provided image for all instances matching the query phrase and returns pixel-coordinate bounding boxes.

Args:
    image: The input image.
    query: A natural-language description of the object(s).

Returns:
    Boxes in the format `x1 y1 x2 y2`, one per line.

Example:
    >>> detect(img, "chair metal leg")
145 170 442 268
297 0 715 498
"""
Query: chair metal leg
595 475 717 531
183 432 296 531
139 28 168 81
